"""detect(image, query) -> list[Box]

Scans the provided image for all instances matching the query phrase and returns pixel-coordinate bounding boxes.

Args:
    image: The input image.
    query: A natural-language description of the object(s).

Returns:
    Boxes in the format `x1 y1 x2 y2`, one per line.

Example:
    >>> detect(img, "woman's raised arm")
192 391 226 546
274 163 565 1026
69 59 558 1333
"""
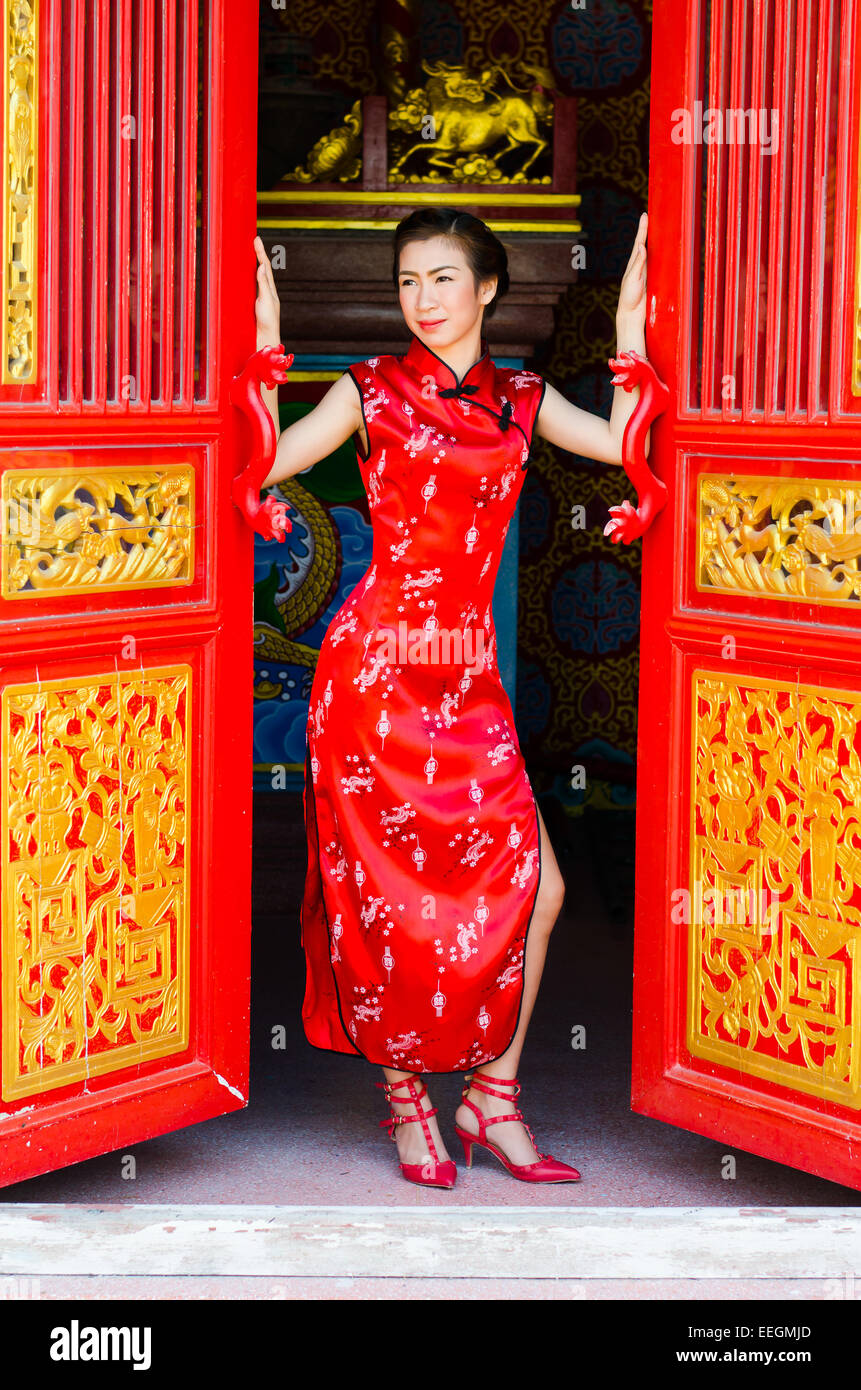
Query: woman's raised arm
534 381 629 465
533 212 650 466
253 234 365 489
260 373 364 489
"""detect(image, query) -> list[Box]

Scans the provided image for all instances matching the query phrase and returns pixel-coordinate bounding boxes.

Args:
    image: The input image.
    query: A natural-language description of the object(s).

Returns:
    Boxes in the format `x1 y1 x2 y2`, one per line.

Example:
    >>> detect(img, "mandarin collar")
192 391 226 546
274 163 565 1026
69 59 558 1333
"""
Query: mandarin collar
402 333 494 394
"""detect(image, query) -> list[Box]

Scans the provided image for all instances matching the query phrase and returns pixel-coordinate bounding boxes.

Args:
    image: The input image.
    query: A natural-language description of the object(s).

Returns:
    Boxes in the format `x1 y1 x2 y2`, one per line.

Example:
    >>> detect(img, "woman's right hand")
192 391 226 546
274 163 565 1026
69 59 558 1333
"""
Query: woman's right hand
254 234 282 348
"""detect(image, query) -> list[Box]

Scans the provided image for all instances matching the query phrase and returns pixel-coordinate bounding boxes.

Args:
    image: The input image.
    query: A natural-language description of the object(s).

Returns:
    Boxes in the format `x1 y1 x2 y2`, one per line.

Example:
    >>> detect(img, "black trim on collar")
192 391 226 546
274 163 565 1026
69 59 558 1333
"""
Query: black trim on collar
403 333 490 390
402 334 534 466
438 382 480 399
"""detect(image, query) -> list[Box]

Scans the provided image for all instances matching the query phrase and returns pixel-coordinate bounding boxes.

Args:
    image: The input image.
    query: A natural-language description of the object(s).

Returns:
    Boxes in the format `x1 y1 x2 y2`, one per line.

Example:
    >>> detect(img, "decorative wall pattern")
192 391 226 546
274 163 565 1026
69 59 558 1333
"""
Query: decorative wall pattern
272 0 377 96
512 1 651 809
253 410 361 775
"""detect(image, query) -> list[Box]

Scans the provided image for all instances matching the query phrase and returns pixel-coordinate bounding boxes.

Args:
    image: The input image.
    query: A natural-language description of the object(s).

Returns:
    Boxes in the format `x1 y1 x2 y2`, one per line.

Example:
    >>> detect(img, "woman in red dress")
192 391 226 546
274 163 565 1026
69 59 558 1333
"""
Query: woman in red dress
253 207 648 1188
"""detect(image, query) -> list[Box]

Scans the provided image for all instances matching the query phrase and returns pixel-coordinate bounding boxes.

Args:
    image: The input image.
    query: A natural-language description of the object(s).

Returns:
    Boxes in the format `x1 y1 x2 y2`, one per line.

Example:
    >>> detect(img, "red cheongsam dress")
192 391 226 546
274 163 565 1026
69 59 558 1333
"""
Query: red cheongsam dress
299 332 547 1074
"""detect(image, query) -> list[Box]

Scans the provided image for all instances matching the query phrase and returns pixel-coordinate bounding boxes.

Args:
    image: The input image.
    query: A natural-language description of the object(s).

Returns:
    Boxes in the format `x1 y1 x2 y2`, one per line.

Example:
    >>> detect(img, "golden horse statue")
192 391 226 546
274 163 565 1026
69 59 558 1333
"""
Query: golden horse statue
389 61 554 181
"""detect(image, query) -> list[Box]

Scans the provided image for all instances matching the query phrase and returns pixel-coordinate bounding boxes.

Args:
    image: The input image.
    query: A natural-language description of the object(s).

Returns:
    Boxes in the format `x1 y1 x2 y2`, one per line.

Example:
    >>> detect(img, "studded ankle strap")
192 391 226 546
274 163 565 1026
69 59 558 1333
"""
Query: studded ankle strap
459 1072 544 1157
375 1076 441 1155
377 1074 425 1097
463 1071 521 1102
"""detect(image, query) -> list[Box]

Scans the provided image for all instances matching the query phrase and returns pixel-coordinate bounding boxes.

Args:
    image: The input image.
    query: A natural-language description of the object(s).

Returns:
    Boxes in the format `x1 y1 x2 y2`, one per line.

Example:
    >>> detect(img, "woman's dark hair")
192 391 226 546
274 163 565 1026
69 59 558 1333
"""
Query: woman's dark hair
392 207 510 319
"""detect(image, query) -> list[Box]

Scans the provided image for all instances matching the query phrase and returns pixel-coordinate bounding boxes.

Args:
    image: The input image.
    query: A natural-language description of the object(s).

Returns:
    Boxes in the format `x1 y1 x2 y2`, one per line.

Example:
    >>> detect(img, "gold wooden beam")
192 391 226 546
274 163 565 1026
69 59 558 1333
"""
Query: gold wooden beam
257 219 582 233
258 191 580 206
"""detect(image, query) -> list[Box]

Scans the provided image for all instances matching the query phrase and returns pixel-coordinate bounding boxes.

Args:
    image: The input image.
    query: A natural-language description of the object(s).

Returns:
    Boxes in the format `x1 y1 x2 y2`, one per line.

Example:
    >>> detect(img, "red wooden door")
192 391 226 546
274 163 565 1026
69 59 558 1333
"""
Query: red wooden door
633 0 861 1189
0 0 257 1186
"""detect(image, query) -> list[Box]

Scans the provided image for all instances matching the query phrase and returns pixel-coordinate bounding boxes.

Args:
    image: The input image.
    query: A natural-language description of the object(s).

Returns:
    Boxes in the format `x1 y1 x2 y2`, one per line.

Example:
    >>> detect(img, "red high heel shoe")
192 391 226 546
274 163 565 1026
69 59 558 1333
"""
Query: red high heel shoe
454 1072 581 1183
375 1074 457 1189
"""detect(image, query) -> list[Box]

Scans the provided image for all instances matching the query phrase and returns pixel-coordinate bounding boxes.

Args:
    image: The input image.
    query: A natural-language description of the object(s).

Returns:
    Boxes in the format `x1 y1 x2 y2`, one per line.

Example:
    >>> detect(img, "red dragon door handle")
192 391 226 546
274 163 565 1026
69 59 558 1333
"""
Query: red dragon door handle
602 349 670 544
229 344 295 542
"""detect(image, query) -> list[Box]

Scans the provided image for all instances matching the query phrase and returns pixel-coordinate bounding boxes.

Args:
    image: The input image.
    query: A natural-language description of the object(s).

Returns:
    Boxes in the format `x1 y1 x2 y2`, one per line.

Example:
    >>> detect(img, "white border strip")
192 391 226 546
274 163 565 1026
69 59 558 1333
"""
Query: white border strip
0 1205 860 1278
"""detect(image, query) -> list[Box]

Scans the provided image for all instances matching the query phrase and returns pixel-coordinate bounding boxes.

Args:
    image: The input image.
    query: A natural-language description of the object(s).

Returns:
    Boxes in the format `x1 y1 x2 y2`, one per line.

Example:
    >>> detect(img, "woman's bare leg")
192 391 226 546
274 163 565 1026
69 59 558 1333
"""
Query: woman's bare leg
379 1064 454 1167
379 802 565 1170
454 801 566 1165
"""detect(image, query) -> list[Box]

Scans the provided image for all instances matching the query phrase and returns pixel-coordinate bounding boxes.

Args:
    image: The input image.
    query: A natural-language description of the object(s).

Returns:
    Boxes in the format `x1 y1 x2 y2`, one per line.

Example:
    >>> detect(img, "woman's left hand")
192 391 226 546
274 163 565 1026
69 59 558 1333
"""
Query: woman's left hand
254 234 282 347
616 212 647 324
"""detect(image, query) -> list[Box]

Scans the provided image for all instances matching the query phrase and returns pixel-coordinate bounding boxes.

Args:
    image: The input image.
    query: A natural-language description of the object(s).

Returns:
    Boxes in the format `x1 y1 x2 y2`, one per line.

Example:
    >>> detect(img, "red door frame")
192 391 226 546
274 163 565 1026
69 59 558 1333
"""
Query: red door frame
0 0 258 1186
633 0 861 1189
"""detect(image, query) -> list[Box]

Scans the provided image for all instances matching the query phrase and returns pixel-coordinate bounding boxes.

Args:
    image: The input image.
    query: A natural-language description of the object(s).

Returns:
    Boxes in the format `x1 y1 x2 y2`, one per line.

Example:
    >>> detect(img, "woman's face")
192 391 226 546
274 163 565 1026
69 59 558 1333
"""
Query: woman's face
396 235 496 353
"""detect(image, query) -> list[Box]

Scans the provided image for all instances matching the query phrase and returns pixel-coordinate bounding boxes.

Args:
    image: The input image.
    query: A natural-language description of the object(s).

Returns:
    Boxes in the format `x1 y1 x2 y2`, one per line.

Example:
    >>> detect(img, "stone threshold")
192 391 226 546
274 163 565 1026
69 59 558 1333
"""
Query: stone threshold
0 1204 859 1279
